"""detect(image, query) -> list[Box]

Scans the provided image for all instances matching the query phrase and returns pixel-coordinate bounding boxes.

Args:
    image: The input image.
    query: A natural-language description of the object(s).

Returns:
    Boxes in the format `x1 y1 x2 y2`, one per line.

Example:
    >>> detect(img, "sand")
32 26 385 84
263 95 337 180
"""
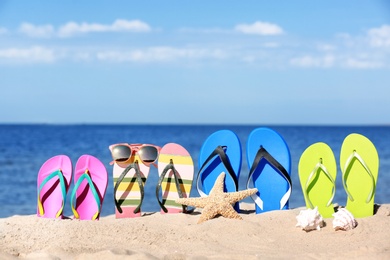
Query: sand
1 203 389 260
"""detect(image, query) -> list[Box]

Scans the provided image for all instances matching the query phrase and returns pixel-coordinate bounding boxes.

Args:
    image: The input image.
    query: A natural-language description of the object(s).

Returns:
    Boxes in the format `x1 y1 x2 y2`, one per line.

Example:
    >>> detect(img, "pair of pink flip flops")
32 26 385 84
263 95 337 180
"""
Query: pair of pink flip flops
37 155 108 220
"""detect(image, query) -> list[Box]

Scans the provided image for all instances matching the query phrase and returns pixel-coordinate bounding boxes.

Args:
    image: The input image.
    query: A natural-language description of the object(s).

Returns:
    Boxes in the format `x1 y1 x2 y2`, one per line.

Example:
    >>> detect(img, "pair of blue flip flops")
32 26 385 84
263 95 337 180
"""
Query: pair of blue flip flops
196 127 291 214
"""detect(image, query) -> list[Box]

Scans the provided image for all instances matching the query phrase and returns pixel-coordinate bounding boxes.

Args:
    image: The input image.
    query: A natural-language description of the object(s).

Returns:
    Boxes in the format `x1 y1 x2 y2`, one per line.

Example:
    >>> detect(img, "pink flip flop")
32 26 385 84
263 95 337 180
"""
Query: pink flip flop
37 155 72 219
71 155 108 220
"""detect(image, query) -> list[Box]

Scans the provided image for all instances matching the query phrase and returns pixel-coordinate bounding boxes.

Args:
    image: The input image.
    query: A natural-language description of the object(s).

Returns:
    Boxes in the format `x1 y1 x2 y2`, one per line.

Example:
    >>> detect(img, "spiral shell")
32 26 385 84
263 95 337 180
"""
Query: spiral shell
332 208 358 231
296 207 324 231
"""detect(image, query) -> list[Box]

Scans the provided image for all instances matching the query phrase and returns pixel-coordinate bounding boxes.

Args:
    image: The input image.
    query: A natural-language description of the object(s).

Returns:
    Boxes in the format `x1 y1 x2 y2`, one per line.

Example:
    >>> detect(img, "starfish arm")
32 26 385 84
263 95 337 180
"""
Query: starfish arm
219 203 243 220
176 197 209 208
226 188 258 204
209 172 226 193
198 204 219 224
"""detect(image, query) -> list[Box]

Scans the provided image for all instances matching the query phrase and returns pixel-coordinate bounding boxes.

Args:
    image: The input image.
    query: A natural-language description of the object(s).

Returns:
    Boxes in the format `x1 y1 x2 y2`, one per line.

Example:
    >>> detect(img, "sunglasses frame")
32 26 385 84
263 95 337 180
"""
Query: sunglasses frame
109 143 161 166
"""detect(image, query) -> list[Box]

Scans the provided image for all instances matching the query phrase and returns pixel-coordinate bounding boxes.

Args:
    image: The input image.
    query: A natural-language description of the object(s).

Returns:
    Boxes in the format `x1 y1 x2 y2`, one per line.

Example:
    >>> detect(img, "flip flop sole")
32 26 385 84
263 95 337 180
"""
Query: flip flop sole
340 133 379 218
37 155 72 218
113 154 151 218
74 155 108 220
298 142 337 218
247 127 291 213
158 143 194 213
198 130 241 195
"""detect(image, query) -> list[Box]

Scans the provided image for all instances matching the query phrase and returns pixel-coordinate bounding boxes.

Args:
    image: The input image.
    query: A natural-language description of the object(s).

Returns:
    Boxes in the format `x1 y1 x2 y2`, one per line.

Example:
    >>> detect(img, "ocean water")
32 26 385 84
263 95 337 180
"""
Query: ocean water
0 124 389 218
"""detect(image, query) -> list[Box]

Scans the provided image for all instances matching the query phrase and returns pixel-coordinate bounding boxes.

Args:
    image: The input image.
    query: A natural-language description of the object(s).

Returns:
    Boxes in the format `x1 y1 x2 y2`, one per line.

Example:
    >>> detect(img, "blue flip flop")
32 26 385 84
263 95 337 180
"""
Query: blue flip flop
196 129 242 211
246 127 292 214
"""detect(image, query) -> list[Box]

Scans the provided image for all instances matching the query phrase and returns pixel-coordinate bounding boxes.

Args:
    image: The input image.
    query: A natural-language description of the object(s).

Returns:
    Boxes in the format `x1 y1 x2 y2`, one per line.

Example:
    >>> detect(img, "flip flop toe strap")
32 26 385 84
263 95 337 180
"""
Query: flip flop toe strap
304 160 335 208
247 147 292 210
343 151 376 203
156 159 188 213
71 169 102 220
114 161 145 214
196 146 238 197
37 169 67 218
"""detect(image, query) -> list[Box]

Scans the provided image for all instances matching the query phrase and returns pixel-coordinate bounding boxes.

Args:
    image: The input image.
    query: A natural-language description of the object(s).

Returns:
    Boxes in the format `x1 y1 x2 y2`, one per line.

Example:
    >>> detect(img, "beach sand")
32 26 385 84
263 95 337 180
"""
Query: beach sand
1 203 389 260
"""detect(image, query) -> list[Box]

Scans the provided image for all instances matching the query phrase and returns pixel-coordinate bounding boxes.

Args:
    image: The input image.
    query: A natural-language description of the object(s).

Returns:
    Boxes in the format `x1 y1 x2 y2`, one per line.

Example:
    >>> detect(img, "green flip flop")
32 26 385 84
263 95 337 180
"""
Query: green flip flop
340 133 379 218
298 142 337 218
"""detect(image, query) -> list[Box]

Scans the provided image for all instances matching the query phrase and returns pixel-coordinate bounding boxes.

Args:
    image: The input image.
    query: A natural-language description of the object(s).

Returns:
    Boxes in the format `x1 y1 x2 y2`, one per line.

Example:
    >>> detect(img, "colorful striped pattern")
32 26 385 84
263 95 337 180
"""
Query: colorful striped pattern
113 154 151 218
158 143 194 213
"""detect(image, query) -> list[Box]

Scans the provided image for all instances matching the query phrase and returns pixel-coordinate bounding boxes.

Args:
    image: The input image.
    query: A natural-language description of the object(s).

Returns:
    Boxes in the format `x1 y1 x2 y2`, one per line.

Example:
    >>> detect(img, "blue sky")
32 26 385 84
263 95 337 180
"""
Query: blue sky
0 1 389 125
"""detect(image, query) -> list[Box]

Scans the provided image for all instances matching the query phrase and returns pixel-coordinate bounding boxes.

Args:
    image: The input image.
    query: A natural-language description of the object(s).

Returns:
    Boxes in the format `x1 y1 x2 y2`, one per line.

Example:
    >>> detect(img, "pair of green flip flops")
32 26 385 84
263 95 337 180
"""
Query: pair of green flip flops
298 133 379 218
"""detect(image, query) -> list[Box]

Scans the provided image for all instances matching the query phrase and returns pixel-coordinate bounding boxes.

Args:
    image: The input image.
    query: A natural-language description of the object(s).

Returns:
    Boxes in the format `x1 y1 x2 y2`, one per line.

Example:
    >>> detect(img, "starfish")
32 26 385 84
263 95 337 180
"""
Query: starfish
175 172 258 224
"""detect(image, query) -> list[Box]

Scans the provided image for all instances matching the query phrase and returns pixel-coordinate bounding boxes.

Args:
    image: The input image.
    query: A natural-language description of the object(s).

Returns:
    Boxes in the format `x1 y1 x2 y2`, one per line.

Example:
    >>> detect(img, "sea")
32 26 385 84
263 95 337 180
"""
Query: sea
0 124 389 218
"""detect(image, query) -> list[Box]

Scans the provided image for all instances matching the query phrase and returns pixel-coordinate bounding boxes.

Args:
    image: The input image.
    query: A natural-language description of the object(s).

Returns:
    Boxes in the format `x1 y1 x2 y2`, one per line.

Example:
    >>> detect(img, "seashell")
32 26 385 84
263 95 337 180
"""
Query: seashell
332 208 358 231
296 206 324 231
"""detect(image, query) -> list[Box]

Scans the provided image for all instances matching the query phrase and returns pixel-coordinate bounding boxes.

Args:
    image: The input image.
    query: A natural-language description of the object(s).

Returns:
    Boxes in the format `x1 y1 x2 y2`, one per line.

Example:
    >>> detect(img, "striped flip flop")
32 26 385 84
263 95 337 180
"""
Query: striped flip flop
156 143 194 213
113 153 152 218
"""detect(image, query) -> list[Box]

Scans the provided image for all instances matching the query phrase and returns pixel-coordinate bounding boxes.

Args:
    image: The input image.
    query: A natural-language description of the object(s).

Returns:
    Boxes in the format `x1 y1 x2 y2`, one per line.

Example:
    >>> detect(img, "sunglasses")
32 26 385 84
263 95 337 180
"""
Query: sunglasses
109 143 161 166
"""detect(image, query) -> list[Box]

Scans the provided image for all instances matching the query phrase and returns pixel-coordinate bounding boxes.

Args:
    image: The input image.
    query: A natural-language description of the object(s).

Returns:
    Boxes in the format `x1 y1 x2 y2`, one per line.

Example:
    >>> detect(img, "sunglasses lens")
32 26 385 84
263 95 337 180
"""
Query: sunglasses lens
111 145 131 162
138 146 158 163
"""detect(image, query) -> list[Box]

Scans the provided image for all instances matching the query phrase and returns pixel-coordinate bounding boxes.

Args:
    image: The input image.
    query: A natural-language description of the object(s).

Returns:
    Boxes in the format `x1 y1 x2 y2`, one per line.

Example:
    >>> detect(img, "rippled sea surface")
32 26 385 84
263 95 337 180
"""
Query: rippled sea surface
0 124 389 218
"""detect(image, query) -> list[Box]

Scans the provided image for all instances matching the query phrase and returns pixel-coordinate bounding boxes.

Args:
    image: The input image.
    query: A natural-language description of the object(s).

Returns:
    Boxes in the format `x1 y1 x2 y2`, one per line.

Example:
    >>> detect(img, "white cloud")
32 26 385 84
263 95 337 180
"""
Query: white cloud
73 52 92 62
317 44 337 52
3 21 389 69
15 19 151 38
96 47 226 62
0 46 56 63
290 55 335 68
262 42 280 48
343 58 383 69
18 23 54 38
290 52 386 69
58 19 151 37
367 25 390 47
235 21 283 35
288 25 390 69
177 27 229 34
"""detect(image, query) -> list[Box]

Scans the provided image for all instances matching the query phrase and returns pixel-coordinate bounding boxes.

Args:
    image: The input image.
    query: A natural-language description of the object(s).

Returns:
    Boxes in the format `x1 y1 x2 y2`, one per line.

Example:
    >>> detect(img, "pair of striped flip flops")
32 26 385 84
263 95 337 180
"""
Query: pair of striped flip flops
37 154 108 220
110 143 194 218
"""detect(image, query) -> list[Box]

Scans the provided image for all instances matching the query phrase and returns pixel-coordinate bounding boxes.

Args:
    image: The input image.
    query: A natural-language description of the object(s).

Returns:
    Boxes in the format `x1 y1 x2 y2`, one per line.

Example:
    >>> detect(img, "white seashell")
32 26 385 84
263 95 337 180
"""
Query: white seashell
296 206 324 231
332 208 358 231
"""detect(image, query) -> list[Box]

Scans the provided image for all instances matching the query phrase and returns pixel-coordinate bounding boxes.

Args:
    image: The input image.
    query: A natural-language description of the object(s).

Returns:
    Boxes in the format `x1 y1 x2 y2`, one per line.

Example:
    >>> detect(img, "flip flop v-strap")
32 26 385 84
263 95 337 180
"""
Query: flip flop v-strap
304 159 336 208
247 146 292 210
196 145 239 197
156 158 190 213
342 150 376 203
37 169 67 218
71 169 102 220
113 161 145 214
